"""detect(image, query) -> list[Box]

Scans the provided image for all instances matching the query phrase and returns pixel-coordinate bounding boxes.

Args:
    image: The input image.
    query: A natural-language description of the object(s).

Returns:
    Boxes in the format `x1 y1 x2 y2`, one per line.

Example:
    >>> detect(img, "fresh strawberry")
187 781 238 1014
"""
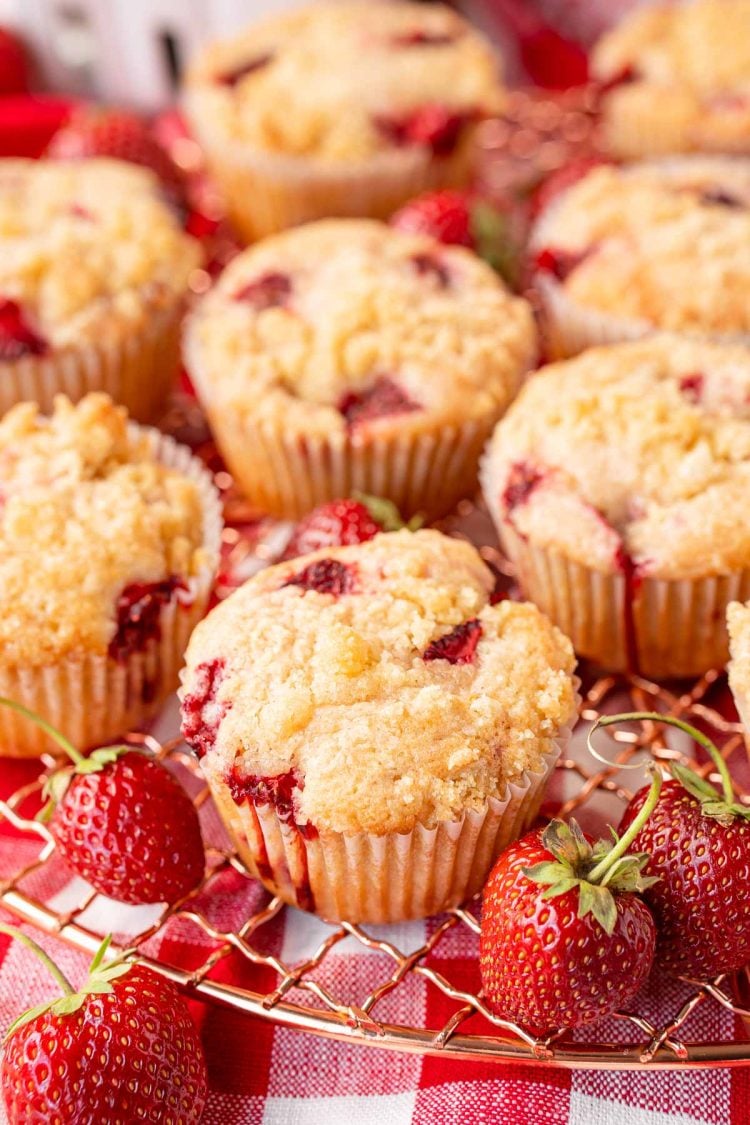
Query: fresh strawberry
47 107 185 203
0 699 204 905
614 712 750 980
1 928 207 1124
0 28 27 96
392 189 474 247
281 494 412 561
391 189 520 285
0 298 47 361
480 774 661 1035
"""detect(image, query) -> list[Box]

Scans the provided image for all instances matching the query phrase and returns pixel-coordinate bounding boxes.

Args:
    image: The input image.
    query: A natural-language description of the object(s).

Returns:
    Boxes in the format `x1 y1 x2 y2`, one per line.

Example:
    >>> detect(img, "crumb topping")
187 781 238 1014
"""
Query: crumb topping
593 1 750 156
0 394 208 666
484 336 750 579
185 219 535 436
180 529 577 835
532 158 750 335
0 158 201 348
186 0 503 161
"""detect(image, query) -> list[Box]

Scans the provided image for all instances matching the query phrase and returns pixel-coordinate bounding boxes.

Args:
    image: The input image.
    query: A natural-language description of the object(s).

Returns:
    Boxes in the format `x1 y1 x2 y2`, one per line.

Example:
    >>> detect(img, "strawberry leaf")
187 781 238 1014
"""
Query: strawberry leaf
578 881 618 936
5 1000 57 1040
51 993 87 1017
352 493 407 533
671 762 723 803
523 860 573 886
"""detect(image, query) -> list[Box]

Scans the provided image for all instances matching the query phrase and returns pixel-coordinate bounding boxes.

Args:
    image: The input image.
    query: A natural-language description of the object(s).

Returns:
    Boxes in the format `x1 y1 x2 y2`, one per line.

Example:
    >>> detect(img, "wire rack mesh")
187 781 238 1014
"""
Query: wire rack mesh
0 424 748 1070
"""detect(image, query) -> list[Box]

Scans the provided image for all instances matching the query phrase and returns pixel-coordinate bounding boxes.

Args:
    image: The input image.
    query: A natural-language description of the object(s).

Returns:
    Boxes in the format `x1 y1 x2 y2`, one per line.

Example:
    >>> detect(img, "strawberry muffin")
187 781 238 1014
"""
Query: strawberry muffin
179 529 578 923
530 157 750 357
0 158 201 419
481 336 750 679
0 393 222 757
184 218 535 520
184 0 504 241
592 0 750 159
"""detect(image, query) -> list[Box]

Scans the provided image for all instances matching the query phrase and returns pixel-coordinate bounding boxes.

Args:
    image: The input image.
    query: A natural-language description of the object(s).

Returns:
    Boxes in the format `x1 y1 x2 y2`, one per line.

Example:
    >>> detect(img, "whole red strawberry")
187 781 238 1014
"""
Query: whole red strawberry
1 928 207 1124
281 493 415 560
1 698 204 905
480 782 661 1036
616 712 750 980
47 107 185 203
391 190 520 285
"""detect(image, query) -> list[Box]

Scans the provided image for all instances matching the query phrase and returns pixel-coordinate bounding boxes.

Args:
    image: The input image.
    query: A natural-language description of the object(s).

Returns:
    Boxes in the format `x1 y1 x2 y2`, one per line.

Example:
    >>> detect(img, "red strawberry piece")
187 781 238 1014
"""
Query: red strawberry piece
423 619 482 664
233 271 291 310
181 658 229 759
699 188 743 208
533 246 589 282
480 797 660 1036
375 105 474 155
284 558 357 596
108 577 185 661
49 748 205 905
0 299 47 361
0 27 28 96
216 52 274 88
281 495 410 561
391 29 457 47
392 189 474 247
228 766 301 820
615 712 750 979
678 372 704 403
1 929 207 1125
502 462 545 514
338 376 420 428
411 251 451 287
47 107 185 203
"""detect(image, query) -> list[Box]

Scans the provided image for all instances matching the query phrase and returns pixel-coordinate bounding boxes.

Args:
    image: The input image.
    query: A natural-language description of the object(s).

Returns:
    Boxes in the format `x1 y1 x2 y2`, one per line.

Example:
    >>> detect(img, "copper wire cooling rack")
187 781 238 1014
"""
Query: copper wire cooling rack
0 621 748 1069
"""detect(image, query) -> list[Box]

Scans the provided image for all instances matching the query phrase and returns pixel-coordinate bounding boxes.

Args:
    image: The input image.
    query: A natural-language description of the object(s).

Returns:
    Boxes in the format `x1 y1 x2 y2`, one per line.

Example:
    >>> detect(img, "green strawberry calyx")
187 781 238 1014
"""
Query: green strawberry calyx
522 767 662 936
469 200 521 289
0 696 136 819
593 711 750 829
0 926 132 1040
352 492 423 533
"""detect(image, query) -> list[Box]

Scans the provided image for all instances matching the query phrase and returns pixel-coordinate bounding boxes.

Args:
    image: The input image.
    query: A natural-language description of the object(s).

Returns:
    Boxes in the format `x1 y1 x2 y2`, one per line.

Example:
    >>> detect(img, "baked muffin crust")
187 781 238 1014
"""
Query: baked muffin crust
0 394 208 667
186 0 503 163
531 158 750 337
180 529 576 836
483 336 750 581
185 219 535 437
0 158 200 349
593 0 750 157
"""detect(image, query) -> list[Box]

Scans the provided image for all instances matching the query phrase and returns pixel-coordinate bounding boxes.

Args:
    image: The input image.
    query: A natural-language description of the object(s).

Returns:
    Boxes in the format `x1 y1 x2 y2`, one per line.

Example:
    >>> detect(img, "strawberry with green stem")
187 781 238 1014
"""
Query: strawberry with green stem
0 698 204 906
0 925 207 1123
480 768 662 1036
608 711 750 980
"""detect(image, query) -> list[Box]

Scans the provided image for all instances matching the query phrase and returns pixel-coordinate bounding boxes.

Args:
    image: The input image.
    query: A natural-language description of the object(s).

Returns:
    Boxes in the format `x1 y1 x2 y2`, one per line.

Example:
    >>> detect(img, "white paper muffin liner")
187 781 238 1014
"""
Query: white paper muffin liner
0 297 186 423
481 452 750 677
185 93 479 241
206 720 575 924
0 426 223 758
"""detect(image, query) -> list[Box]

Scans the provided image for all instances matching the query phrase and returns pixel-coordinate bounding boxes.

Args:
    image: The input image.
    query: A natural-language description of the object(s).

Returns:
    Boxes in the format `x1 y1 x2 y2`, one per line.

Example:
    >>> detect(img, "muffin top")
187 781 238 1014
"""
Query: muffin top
0 394 209 667
531 158 750 337
179 529 577 836
592 0 750 155
185 219 535 436
185 0 503 162
483 336 750 581
0 158 201 353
